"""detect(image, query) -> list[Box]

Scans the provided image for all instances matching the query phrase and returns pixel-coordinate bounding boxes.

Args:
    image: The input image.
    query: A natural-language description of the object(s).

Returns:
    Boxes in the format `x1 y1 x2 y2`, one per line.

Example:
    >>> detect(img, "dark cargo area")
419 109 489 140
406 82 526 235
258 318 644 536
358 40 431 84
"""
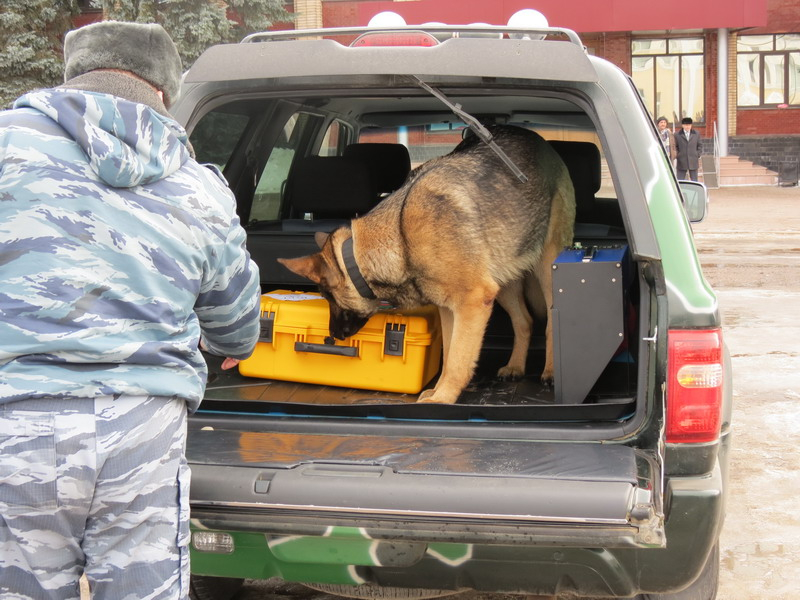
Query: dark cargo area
189 86 645 422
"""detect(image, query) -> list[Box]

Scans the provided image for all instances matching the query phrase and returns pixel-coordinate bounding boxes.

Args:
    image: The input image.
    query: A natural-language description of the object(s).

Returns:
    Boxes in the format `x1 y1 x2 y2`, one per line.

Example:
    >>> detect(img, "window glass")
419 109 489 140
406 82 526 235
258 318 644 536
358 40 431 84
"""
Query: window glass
632 39 666 55
764 54 786 103
359 126 456 166
670 38 703 54
778 34 800 50
656 56 679 122
190 111 250 171
736 34 800 106
319 120 350 156
790 53 800 103
737 54 761 106
632 56 654 115
631 38 704 123
250 113 317 223
681 54 705 121
737 35 774 52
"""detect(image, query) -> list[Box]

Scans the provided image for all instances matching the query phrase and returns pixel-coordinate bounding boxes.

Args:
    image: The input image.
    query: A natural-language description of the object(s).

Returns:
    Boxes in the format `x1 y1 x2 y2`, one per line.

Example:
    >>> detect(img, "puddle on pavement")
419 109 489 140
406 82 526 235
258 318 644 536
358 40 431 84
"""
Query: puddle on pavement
723 542 786 570
721 543 797 594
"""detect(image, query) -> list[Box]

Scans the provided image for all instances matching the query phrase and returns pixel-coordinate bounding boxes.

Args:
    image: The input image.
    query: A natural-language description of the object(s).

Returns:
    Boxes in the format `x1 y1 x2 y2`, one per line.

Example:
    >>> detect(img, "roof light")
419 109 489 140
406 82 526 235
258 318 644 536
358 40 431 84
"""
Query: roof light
507 9 549 40
356 11 441 47
351 31 439 47
454 23 503 40
368 11 407 28
666 329 724 444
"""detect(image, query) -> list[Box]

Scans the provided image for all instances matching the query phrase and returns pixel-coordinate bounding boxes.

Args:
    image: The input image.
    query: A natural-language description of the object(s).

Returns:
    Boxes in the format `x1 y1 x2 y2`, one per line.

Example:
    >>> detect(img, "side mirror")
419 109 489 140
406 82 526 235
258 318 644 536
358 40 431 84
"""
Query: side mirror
678 180 708 223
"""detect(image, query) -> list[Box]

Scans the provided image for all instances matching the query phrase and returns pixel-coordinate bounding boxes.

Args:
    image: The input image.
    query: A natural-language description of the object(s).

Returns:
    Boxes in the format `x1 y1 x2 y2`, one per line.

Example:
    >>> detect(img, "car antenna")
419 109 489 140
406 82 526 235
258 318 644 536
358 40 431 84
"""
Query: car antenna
411 76 529 183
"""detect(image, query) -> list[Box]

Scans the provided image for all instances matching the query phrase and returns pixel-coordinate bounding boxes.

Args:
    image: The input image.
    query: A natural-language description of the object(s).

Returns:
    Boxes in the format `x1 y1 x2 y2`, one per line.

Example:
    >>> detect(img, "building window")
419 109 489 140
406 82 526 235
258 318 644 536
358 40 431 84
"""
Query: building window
632 37 705 124
76 0 102 11
737 34 800 107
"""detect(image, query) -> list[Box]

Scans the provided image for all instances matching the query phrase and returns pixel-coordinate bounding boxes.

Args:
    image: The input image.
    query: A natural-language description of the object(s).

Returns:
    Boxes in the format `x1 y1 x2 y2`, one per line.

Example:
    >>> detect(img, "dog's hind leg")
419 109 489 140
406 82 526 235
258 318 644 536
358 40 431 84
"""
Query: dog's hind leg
418 284 497 404
529 252 556 386
533 216 573 385
496 279 533 380
533 172 575 386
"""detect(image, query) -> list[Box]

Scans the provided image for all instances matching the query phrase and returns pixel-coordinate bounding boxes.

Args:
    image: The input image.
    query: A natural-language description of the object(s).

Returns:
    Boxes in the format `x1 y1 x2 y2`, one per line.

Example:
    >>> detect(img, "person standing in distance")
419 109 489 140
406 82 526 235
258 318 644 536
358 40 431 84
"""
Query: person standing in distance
675 116 702 181
0 21 261 600
656 116 676 168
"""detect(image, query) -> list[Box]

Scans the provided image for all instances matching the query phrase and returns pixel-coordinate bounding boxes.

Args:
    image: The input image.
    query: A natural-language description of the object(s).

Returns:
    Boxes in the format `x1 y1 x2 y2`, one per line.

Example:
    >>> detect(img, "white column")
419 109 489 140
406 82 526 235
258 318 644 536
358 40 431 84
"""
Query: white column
717 28 729 157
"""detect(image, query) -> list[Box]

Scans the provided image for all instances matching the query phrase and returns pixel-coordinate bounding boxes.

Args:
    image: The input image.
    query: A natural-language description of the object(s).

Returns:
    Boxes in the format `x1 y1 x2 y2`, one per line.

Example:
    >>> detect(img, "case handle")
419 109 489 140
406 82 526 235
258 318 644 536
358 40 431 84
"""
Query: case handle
294 341 358 358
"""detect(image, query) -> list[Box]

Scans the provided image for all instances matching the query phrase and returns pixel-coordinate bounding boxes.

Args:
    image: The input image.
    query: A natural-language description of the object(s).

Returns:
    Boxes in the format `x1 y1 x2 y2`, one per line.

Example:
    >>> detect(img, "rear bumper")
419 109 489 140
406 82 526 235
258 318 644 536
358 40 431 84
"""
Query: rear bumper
190 463 723 597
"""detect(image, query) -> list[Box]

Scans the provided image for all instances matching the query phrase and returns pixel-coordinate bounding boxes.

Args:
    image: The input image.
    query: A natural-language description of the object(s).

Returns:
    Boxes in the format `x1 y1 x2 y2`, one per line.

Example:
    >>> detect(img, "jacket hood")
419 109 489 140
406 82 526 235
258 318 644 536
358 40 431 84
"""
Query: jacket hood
13 88 190 188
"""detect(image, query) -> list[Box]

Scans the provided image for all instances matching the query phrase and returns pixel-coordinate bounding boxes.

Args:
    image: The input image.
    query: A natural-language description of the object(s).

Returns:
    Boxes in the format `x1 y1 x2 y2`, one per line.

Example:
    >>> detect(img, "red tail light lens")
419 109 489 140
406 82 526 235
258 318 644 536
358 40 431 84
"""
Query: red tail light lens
351 32 440 47
666 329 724 443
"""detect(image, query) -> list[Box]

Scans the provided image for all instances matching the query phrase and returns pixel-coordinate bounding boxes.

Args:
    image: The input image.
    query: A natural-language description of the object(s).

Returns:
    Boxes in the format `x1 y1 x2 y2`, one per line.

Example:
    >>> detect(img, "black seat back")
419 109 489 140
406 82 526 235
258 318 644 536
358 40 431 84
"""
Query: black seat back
549 140 602 224
282 155 374 231
343 143 412 200
549 140 624 238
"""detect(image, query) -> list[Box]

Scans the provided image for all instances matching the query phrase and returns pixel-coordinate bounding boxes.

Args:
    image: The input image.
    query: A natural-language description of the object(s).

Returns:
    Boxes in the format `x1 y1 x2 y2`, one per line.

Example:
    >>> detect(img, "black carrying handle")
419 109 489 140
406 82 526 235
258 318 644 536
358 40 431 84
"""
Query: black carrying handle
294 341 358 358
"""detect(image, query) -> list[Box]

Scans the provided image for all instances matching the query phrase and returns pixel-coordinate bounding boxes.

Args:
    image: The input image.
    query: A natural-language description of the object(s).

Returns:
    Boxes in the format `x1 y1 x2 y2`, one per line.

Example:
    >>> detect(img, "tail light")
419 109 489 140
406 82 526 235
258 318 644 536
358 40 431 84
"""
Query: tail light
666 329 724 443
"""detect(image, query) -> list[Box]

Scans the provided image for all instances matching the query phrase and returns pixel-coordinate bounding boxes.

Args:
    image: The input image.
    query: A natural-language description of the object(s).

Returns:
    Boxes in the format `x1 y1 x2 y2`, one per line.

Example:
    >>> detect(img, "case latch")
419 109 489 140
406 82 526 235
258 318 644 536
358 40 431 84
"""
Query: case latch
259 312 275 343
384 323 406 356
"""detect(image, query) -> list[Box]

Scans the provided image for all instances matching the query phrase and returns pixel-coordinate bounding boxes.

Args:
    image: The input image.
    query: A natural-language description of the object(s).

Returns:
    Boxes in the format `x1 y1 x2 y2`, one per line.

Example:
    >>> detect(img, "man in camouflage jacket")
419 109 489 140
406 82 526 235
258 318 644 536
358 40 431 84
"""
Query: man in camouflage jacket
0 21 261 600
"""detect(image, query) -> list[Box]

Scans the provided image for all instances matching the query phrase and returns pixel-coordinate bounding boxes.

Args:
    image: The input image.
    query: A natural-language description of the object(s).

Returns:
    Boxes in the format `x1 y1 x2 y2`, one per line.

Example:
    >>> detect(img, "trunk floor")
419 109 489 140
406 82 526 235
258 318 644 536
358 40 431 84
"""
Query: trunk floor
202 354 636 421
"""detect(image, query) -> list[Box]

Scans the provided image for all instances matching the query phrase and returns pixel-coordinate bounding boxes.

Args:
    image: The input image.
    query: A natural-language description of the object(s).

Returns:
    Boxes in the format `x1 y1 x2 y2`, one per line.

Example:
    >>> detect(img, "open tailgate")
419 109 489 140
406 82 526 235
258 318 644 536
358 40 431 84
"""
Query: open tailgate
188 413 664 549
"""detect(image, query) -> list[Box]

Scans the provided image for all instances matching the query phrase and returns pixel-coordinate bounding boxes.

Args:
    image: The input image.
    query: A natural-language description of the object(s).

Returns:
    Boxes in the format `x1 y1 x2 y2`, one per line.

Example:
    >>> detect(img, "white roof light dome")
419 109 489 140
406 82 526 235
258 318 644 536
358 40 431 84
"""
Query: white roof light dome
368 11 407 28
507 9 549 40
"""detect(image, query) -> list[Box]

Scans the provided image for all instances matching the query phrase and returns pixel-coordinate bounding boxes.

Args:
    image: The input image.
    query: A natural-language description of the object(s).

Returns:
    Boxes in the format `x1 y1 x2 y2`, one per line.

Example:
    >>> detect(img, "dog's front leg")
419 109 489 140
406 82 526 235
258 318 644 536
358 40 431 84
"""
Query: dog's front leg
419 305 454 400
417 288 496 404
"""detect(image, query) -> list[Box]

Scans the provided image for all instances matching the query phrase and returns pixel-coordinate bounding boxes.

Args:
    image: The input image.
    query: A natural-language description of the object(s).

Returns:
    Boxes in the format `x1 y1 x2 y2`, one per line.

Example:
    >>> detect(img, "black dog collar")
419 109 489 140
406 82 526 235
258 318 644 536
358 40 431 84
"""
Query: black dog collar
342 236 376 299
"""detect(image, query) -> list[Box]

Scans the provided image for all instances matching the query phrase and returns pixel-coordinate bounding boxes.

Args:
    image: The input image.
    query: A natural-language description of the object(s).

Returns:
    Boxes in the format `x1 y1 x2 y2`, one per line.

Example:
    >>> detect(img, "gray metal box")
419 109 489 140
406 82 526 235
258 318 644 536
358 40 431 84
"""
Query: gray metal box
551 245 630 403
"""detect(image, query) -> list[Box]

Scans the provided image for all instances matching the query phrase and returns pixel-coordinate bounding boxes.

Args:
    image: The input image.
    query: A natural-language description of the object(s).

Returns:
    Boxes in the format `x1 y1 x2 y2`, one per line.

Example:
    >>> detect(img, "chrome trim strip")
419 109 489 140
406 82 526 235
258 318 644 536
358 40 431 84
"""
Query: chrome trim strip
190 500 630 526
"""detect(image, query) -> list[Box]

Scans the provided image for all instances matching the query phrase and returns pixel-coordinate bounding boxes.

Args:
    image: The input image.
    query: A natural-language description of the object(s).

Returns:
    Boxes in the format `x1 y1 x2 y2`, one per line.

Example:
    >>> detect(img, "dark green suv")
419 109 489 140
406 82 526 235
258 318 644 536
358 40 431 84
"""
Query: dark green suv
171 22 730 600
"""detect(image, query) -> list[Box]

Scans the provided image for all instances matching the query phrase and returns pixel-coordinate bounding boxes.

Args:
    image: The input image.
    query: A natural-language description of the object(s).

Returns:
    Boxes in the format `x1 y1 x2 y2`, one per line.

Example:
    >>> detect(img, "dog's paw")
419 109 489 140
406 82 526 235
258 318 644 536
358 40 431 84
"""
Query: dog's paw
496 365 525 381
540 369 554 388
416 389 457 404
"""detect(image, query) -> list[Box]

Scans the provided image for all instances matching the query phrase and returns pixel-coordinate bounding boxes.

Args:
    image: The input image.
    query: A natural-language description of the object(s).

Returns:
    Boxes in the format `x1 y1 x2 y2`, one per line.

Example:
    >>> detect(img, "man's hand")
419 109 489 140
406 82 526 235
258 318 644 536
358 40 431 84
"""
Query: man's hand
221 358 240 370
200 337 240 370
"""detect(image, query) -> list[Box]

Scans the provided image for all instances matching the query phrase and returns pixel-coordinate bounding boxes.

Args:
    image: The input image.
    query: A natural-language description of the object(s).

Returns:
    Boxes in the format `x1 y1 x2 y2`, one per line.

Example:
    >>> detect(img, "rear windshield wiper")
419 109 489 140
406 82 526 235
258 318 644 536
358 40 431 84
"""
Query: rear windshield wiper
411 76 529 183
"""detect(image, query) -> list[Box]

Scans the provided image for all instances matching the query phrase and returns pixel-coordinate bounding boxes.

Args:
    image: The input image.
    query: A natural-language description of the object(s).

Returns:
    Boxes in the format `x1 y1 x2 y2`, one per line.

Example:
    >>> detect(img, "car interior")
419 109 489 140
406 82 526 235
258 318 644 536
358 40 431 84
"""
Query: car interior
190 88 641 418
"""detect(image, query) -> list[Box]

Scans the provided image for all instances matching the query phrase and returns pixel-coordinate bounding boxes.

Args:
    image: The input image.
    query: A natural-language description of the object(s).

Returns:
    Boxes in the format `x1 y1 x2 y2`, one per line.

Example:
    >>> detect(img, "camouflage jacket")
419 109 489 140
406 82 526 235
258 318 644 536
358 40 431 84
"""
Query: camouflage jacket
0 89 261 411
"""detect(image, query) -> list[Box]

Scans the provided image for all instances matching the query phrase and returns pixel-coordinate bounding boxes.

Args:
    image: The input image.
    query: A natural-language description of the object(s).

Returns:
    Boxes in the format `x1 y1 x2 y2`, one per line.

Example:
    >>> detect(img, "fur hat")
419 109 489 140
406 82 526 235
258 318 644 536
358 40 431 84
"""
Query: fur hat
681 117 693 125
64 21 182 107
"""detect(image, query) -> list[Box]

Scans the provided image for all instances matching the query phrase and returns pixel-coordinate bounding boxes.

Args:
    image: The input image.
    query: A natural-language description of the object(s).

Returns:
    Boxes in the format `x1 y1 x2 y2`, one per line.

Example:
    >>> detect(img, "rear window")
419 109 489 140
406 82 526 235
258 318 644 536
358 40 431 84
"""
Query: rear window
359 124 466 166
359 123 615 198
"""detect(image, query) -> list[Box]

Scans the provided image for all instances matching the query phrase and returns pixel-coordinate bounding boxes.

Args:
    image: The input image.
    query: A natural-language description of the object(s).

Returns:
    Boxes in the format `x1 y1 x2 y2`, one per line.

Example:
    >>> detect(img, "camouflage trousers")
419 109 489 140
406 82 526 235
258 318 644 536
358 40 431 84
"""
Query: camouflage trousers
0 397 190 600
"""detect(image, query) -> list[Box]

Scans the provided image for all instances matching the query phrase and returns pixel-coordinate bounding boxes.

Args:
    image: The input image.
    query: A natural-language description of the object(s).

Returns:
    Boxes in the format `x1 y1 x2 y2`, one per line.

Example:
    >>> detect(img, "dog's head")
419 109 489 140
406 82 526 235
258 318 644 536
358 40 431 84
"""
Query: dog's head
278 229 378 340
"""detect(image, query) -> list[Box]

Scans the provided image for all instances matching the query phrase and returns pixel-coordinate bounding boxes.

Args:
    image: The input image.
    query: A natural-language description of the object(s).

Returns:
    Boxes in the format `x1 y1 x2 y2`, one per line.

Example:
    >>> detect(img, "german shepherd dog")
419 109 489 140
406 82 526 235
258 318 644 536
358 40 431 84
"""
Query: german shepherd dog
279 125 575 404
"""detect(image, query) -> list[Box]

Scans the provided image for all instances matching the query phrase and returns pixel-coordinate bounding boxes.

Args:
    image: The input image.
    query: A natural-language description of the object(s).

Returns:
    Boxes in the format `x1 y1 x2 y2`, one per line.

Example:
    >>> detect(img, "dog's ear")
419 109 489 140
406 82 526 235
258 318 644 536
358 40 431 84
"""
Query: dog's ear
314 231 329 249
277 254 325 284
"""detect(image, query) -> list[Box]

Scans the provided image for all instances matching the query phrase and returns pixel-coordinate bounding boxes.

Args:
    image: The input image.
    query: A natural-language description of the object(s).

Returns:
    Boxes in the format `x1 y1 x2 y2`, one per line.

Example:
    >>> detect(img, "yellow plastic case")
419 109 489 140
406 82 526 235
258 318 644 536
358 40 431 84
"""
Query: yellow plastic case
238 290 442 394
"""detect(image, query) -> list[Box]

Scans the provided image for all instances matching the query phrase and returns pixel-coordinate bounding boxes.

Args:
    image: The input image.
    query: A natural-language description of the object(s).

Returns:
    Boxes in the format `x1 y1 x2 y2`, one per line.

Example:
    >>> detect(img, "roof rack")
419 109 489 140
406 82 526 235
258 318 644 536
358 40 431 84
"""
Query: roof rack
241 24 584 49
